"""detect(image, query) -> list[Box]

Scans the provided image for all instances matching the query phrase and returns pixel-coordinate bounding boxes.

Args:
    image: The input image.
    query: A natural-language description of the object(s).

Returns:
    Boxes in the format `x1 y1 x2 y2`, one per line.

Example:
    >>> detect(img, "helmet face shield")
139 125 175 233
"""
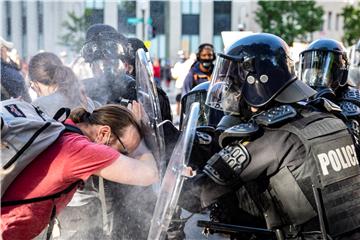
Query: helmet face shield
81 40 125 63
205 56 244 114
299 50 348 89
90 58 125 79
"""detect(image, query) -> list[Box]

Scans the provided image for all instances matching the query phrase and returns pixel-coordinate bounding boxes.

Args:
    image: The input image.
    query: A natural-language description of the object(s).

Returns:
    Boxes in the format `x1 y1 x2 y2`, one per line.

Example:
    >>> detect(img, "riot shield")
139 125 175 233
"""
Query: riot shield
147 102 200 240
135 48 166 178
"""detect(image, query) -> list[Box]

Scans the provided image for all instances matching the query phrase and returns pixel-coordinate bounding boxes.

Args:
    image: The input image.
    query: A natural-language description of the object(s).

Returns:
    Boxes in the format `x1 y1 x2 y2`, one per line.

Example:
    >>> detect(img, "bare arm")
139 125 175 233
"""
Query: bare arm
94 141 159 186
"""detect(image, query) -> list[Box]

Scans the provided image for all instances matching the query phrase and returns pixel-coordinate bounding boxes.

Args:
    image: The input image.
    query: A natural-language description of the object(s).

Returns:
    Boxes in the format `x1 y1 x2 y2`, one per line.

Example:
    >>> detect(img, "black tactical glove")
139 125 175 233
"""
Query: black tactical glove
188 126 221 170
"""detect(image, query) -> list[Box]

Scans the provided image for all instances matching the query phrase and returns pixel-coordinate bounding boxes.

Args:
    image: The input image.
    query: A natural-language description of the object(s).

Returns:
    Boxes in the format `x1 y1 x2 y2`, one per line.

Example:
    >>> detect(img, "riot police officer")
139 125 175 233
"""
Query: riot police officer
81 23 137 104
299 38 360 152
181 33 360 240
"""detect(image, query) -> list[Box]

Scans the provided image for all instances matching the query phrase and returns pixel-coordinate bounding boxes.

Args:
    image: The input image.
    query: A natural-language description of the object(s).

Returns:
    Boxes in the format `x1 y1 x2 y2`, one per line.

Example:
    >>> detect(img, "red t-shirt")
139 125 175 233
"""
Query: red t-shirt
1 120 120 240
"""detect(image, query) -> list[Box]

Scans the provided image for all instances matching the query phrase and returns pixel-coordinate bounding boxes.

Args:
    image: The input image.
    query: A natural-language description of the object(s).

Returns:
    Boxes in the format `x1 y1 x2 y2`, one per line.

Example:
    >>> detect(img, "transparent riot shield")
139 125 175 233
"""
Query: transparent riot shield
135 48 166 178
147 102 200 240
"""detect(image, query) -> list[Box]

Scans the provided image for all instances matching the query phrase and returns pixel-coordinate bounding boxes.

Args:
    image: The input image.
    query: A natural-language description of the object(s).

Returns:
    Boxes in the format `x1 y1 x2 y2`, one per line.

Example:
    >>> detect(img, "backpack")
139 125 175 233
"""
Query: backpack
1 99 80 196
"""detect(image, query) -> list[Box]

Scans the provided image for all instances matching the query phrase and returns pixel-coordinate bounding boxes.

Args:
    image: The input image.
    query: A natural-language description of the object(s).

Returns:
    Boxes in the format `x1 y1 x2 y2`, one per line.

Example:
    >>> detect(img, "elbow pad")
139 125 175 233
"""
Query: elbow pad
203 141 250 186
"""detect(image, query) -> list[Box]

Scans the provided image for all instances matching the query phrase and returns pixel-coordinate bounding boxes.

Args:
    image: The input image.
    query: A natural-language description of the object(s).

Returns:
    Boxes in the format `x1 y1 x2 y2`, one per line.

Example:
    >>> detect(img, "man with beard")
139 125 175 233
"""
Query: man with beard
181 43 216 97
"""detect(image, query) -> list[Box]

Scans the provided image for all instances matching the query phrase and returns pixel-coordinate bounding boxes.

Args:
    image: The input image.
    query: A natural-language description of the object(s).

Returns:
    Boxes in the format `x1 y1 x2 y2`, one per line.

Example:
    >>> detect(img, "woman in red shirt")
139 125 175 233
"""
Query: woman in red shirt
1 103 158 240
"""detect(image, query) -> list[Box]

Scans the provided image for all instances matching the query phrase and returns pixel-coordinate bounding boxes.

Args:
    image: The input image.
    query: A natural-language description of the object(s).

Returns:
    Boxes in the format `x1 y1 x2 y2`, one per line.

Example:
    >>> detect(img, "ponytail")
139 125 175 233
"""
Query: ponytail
69 107 92 124
29 52 89 108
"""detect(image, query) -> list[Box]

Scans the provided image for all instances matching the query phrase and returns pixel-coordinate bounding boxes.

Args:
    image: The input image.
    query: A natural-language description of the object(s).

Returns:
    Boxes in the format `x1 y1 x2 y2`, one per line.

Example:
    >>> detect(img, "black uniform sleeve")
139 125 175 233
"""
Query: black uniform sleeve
240 130 306 182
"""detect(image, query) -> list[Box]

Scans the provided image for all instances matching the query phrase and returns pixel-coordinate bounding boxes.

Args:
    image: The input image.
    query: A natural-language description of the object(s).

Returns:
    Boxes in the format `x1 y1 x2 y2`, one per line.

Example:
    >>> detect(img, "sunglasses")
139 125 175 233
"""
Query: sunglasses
112 132 129 155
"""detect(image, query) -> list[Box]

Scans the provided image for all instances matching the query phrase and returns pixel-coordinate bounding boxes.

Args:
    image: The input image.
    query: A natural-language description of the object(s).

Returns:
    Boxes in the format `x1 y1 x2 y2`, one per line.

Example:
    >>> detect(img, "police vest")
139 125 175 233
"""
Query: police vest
250 109 360 237
338 87 360 153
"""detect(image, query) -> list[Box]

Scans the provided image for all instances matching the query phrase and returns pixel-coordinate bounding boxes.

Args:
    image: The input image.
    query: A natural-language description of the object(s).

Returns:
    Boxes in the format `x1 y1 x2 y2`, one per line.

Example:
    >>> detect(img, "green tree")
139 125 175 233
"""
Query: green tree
255 1 324 46
341 3 360 46
58 10 93 53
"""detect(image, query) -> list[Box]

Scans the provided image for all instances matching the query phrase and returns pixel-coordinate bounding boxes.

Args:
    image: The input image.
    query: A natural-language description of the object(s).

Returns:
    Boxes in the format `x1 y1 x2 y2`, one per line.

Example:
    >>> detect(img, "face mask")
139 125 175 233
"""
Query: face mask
200 60 214 70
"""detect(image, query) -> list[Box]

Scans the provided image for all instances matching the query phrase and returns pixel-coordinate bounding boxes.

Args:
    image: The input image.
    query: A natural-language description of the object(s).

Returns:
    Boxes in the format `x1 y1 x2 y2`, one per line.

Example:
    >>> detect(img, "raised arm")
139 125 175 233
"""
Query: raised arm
94 141 159 186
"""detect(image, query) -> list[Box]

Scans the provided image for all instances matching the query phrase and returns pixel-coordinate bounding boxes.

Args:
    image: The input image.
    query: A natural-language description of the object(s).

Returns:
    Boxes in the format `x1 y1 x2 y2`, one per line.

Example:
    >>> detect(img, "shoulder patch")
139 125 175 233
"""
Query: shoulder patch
218 122 259 148
254 105 297 126
339 101 360 117
341 87 360 105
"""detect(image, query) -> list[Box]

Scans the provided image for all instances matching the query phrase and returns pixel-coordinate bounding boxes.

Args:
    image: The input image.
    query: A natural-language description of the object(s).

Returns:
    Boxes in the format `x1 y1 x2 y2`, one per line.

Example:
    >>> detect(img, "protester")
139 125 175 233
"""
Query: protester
104 35 175 240
181 43 215 96
0 37 31 102
172 51 196 118
1 103 158 240
29 52 96 117
27 51 104 239
180 33 359 239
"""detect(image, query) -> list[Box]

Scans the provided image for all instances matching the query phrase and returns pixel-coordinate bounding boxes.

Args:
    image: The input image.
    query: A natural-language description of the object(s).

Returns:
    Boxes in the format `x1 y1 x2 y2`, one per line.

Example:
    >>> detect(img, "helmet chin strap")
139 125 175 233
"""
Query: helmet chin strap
314 87 336 100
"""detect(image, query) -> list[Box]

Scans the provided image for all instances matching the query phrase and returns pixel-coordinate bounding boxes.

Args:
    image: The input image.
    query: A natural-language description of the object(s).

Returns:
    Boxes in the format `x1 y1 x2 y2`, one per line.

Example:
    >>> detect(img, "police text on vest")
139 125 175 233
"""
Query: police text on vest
317 144 359 175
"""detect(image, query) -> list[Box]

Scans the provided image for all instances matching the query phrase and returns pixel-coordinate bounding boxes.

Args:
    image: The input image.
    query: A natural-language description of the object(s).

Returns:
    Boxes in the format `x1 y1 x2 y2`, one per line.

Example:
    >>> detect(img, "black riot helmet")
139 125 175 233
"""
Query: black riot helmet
299 38 349 92
206 33 316 112
81 24 127 63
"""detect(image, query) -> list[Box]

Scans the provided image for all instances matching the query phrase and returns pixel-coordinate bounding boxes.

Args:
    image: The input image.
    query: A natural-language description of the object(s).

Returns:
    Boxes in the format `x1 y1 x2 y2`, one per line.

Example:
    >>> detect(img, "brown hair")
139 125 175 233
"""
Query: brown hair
28 52 86 104
70 104 142 138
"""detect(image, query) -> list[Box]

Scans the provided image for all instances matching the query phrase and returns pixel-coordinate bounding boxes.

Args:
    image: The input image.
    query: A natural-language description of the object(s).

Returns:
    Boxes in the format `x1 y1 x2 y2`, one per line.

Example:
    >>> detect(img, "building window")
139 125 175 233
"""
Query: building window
182 14 199 35
213 1 231 52
118 1 136 35
181 0 199 14
335 14 340 31
5 1 11 40
150 1 165 35
85 0 104 25
150 1 166 59
37 1 44 49
327 11 332 30
21 1 27 58
181 0 200 54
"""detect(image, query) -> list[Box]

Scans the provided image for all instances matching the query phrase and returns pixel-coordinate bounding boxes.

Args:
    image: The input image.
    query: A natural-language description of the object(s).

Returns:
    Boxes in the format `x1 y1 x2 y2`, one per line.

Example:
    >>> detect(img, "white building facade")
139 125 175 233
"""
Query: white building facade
0 0 355 63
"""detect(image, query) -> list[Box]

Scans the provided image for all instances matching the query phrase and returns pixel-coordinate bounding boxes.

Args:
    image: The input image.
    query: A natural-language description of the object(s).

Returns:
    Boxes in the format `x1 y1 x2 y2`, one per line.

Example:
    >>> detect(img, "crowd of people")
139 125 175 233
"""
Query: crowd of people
1 21 360 240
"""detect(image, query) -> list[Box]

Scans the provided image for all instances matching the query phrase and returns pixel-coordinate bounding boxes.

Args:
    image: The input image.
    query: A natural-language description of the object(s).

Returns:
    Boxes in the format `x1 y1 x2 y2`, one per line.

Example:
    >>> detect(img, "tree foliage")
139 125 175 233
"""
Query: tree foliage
341 3 360 46
255 1 324 46
58 9 93 53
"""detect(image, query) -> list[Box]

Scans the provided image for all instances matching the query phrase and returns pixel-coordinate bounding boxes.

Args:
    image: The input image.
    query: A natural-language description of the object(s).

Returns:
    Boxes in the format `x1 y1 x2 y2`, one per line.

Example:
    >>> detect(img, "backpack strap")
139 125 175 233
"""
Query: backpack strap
63 123 83 135
53 108 71 122
1 180 83 206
